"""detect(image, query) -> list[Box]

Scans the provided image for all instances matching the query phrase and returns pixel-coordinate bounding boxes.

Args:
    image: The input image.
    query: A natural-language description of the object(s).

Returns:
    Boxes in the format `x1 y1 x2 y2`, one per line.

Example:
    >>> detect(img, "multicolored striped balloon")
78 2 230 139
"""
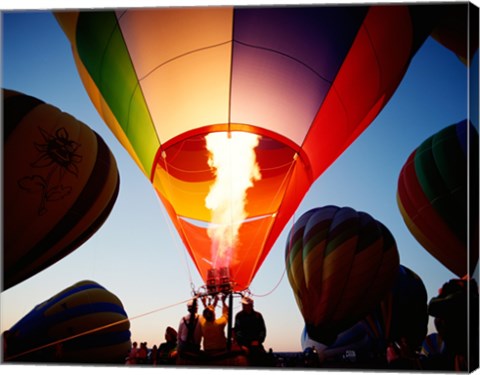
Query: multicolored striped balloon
421 333 446 357
55 5 430 291
285 205 400 345
3 89 120 290
4 280 131 363
397 120 479 277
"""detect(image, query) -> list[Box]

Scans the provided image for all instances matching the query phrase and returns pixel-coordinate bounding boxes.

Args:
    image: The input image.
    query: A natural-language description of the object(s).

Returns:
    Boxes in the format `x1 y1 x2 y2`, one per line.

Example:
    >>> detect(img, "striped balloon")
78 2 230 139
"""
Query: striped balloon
55 5 433 291
3 89 120 290
4 280 131 363
397 120 479 277
285 205 400 345
421 333 445 357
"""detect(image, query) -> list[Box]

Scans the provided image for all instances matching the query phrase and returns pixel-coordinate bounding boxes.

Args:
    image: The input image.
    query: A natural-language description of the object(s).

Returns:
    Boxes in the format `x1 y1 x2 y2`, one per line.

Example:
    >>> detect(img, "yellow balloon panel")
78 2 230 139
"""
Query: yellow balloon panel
117 7 234 78
140 44 233 144
4 106 97 258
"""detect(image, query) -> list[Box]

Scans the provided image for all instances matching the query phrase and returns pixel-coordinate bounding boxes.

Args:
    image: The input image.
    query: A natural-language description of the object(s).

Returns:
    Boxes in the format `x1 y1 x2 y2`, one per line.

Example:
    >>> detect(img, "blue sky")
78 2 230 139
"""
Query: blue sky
1 1 478 358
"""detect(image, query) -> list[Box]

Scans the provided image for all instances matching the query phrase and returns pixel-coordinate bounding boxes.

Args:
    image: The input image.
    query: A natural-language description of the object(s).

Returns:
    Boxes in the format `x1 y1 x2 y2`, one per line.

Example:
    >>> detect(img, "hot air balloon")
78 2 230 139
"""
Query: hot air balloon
3 89 120 290
421 333 446 358
301 322 373 364
362 265 428 351
285 205 400 345
55 5 431 292
397 120 479 278
429 2 479 66
3 280 131 363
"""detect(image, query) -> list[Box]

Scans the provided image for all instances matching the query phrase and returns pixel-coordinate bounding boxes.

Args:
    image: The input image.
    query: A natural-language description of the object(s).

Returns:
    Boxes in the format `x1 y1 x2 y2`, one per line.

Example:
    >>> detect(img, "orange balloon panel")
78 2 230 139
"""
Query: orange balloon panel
175 216 276 291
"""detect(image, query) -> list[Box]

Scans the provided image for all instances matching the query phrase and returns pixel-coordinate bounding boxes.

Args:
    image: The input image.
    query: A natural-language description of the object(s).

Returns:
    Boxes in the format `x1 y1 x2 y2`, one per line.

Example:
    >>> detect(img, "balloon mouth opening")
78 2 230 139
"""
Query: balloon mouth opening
154 128 302 291
155 128 300 222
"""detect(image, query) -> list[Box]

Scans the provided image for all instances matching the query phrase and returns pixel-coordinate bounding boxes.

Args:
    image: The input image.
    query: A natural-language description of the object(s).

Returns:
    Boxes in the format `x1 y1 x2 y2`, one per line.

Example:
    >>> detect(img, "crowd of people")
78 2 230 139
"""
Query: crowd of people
124 276 479 371
126 294 270 366
125 326 178 365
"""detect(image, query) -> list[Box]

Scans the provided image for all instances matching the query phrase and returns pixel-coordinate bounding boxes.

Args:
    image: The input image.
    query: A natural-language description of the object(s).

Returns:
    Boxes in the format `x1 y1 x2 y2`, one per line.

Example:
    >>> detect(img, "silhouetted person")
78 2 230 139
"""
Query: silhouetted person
234 296 267 365
424 277 479 371
126 341 138 364
177 299 202 355
137 342 148 364
158 326 178 364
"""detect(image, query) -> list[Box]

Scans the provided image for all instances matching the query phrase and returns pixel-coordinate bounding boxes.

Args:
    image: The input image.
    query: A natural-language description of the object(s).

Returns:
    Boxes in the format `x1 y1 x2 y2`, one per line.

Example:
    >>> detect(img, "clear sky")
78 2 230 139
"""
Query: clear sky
1 0 479 359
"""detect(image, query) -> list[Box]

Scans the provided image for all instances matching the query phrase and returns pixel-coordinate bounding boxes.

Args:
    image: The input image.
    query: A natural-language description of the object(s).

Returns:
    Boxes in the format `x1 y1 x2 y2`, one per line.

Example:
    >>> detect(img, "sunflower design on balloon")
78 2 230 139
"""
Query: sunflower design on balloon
18 127 82 215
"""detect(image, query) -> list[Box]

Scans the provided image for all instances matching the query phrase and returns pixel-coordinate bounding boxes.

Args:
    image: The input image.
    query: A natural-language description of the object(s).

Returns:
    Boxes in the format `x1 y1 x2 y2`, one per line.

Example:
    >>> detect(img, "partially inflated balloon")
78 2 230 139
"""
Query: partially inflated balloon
362 265 428 350
301 322 373 362
3 280 131 363
397 120 479 277
285 206 400 345
55 5 431 291
3 89 120 290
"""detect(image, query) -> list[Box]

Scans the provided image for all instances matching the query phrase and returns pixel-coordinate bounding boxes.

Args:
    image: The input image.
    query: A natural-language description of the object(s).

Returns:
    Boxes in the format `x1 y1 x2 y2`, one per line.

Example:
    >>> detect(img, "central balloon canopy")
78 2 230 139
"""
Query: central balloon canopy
56 5 430 291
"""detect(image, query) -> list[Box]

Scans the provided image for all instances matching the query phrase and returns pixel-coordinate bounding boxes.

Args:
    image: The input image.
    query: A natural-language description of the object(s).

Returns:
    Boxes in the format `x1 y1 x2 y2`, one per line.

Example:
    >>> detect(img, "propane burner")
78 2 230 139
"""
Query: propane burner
206 267 232 294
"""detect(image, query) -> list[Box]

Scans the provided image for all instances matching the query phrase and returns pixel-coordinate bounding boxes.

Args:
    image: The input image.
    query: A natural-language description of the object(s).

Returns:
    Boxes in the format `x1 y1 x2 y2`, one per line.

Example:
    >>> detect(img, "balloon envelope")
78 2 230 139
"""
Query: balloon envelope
285 205 400 345
362 265 428 350
301 322 373 362
56 5 429 291
397 120 479 277
430 3 479 65
4 280 131 363
3 89 120 290
421 333 446 357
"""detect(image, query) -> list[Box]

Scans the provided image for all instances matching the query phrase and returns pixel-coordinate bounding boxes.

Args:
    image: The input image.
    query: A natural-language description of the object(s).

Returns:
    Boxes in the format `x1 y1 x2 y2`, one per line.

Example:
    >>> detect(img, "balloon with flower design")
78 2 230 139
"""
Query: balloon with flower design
3 89 120 290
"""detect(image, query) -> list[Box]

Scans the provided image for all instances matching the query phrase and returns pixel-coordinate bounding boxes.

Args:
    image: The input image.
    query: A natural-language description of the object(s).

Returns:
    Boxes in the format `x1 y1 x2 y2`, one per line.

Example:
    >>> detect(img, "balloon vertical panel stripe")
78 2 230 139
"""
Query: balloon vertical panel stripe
315 238 358 324
358 224 399 315
75 11 159 175
414 126 466 243
3 93 44 139
397 153 462 257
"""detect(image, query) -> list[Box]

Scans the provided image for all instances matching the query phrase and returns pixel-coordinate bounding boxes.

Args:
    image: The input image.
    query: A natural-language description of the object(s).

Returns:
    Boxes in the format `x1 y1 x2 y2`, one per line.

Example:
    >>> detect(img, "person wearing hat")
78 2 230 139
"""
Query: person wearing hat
199 294 229 354
422 277 479 371
234 296 267 365
177 299 202 355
